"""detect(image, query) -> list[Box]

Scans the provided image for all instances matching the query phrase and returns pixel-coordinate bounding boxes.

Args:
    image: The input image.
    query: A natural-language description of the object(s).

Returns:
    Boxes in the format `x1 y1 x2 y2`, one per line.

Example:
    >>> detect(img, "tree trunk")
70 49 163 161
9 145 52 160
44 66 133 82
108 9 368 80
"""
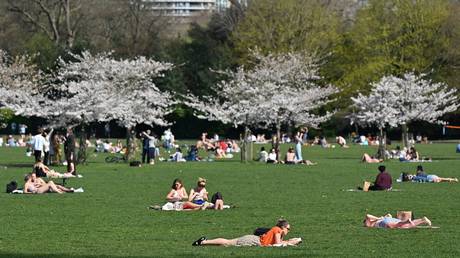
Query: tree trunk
376 127 386 160
125 127 135 162
240 125 249 163
275 123 281 161
402 123 409 148
77 125 87 165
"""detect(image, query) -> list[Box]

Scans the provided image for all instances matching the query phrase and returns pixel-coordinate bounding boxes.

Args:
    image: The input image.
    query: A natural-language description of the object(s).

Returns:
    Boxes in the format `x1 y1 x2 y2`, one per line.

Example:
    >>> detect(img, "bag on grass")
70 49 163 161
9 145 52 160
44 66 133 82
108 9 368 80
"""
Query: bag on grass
253 227 271 236
6 181 18 193
211 192 223 204
129 161 141 167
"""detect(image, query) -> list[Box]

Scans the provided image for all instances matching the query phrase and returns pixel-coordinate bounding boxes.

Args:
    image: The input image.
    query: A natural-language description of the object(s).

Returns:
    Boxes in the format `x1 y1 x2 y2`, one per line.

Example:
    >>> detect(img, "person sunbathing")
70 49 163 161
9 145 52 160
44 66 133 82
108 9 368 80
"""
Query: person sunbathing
33 159 75 178
23 172 76 194
362 153 383 163
402 173 458 183
363 214 432 229
284 147 316 165
192 218 302 247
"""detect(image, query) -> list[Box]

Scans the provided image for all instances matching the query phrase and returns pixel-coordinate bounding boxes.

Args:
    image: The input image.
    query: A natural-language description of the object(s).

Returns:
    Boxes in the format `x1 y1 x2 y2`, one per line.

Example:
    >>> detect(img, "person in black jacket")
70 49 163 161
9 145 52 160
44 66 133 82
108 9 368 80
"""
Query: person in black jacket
64 127 76 165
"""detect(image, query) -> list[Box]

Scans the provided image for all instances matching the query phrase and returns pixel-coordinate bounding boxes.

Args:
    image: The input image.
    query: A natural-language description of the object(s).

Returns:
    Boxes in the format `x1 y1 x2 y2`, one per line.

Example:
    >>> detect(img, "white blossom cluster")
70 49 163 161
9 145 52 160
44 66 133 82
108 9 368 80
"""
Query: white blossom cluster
0 50 176 129
49 51 176 128
0 50 48 118
185 51 338 129
351 72 459 129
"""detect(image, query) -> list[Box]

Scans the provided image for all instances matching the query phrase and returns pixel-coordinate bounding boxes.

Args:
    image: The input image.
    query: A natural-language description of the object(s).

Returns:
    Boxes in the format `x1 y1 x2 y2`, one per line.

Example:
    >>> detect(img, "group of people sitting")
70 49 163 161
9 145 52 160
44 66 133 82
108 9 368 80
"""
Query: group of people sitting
196 133 240 158
95 139 125 154
23 172 83 194
151 177 226 211
362 146 430 164
256 147 316 165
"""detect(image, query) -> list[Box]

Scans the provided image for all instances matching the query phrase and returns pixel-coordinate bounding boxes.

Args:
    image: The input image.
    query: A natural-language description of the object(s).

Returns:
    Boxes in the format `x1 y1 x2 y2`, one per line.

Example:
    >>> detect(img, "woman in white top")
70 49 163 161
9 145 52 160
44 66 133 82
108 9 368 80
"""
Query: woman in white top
166 179 188 202
267 148 278 164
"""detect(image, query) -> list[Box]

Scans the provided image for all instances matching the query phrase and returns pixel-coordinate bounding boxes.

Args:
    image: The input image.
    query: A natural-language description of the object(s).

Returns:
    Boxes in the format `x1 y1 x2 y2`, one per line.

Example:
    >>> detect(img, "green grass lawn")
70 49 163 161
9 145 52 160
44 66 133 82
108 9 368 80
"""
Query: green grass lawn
0 142 459 257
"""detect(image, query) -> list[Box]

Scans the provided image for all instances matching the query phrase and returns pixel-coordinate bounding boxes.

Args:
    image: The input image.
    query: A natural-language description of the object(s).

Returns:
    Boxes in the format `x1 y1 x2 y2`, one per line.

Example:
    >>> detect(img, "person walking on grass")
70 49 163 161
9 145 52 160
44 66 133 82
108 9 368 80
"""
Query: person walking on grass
32 128 45 162
192 219 302 247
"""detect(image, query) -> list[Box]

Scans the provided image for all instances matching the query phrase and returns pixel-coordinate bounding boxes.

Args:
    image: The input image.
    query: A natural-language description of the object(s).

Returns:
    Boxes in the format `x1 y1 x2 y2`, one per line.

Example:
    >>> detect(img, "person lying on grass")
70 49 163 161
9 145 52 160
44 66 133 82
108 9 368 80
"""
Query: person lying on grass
401 172 458 183
361 153 383 163
192 218 302 247
33 158 76 178
364 214 432 229
24 172 81 194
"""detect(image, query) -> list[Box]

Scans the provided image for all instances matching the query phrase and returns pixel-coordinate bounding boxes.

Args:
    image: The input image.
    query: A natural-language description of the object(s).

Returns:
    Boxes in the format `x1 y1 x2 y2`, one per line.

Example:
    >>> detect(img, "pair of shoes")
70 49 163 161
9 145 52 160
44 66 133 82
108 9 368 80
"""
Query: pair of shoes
73 187 84 193
192 236 207 246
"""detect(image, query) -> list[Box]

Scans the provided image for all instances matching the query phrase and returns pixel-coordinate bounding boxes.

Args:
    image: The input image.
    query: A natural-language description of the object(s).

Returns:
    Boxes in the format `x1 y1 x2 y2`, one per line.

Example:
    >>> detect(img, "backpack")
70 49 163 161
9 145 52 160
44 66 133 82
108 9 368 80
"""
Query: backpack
129 161 142 167
211 192 223 204
253 227 271 236
6 181 18 193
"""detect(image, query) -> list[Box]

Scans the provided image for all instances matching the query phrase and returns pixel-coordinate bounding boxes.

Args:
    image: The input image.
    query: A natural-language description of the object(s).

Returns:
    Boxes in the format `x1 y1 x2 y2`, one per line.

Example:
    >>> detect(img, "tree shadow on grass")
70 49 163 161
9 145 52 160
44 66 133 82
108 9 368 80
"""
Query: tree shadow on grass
0 163 31 168
0 253 195 258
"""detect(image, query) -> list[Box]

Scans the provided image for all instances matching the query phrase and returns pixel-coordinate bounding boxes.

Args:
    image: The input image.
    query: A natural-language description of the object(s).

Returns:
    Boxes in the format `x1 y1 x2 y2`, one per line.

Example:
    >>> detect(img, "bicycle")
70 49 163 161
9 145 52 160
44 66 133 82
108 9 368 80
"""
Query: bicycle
105 154 127 163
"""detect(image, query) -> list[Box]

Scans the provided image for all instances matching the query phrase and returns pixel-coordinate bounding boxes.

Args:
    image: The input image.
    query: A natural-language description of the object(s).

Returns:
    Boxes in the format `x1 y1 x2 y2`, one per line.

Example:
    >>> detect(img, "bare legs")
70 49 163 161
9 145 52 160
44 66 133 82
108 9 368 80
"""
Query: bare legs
393 217 431 228
201 238 237 246
362 153 382 163
214 199 224 210
436 177 459 183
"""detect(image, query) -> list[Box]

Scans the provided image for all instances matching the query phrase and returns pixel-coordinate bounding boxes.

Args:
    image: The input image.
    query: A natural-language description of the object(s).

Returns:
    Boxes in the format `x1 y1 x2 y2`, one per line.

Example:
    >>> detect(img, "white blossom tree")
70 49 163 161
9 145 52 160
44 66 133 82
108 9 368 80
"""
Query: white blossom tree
47 51 176 161
0 50 48 119
350 76 402 158
351 72 459 155
185 51 337 161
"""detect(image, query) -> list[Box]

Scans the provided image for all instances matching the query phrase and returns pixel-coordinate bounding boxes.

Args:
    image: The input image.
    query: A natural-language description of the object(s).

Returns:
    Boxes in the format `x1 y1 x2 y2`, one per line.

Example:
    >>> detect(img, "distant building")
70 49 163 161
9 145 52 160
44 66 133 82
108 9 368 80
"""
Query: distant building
144 0 216 16
143 0 247 16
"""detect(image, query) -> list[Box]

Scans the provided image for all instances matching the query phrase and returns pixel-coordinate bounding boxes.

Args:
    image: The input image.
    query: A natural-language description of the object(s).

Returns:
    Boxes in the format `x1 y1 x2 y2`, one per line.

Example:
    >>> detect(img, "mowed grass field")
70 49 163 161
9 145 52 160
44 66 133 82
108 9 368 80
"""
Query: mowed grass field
0 142 459 258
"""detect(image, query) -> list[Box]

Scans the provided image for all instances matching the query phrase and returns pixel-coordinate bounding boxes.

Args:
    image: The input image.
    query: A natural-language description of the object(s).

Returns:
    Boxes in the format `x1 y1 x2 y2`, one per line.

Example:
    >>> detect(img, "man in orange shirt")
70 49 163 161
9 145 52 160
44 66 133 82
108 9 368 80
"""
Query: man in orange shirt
192 219 301 247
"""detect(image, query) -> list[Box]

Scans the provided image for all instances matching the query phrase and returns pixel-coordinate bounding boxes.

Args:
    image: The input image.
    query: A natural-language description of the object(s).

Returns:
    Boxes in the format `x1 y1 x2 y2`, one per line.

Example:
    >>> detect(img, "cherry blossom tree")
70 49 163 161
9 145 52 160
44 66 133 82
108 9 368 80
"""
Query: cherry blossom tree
350 76 402 158
351 72 459 156
185 51 338 161
0 50 47 119
48 51 176 161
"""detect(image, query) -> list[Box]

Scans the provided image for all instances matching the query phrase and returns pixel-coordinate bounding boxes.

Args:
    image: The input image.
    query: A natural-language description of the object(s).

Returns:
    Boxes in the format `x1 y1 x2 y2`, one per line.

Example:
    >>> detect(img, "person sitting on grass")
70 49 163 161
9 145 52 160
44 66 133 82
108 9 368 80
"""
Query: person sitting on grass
363 213 432 229
284 147 316 165
24 172 82 194
256 147 268 162
360 165 392 191
170 148 186 162
166 178 188 202
285 147 297 164
192 218 302 247
336 136 349 148
182 178 209 210
267 148 278 164
33 158 77 178
361 153 383 163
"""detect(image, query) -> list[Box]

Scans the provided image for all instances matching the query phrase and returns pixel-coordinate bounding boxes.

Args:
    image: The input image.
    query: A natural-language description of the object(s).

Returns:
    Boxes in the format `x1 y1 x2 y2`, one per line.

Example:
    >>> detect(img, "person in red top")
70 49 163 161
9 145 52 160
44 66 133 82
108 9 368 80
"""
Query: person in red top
192 219 301 247
368 165 392 191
